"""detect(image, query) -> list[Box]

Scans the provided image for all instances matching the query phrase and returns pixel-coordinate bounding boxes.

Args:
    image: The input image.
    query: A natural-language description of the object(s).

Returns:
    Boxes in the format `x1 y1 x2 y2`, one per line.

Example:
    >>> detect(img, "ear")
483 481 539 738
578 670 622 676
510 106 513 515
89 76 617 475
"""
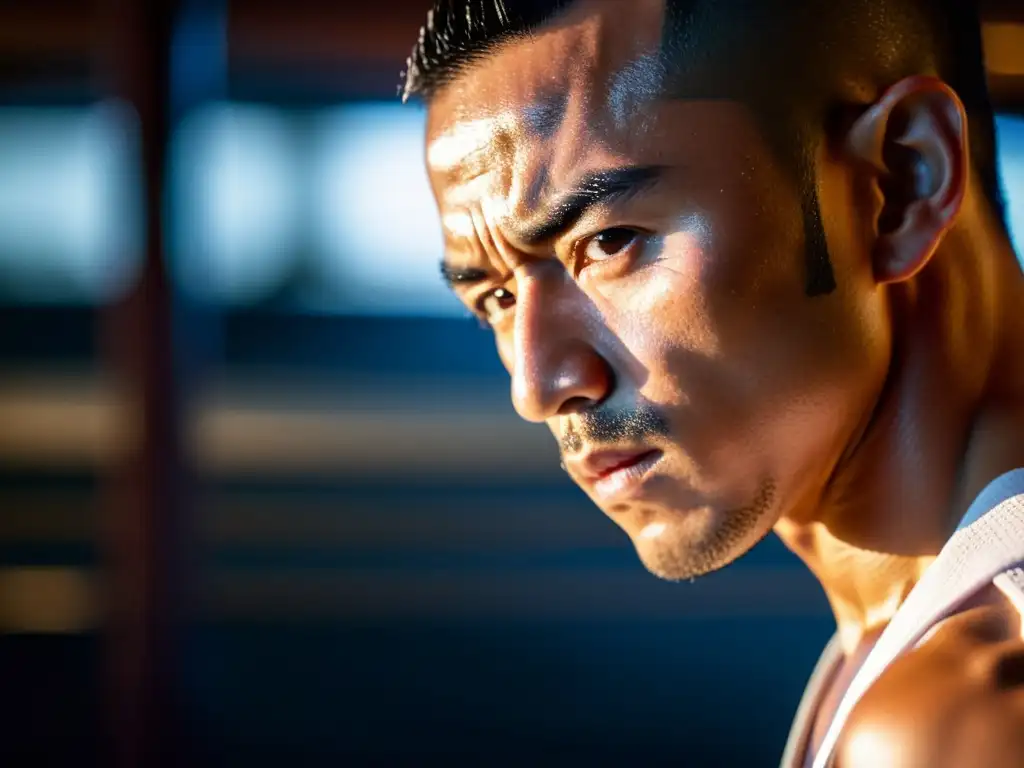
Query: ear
846 76 968 285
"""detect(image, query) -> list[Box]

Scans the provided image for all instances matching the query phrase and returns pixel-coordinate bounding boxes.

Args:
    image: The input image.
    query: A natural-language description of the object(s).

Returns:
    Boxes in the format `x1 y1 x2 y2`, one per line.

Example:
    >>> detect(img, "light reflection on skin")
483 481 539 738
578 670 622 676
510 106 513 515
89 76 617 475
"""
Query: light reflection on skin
640 521 667 539
426 116 503 172
616 213 718 360
678 212 712 249
441 211 476 239
841 725 902 767
606 52 666 133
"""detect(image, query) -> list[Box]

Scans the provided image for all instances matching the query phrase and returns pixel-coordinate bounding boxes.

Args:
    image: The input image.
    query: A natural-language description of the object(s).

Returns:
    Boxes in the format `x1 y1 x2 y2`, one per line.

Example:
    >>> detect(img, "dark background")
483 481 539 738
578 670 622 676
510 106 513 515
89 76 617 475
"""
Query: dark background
1 2 1023 766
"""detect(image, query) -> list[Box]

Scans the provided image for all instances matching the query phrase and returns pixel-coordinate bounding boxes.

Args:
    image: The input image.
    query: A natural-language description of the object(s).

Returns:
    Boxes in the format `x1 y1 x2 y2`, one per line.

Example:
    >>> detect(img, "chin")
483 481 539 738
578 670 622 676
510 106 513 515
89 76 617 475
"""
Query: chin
628 484 779 581
634 534 753 581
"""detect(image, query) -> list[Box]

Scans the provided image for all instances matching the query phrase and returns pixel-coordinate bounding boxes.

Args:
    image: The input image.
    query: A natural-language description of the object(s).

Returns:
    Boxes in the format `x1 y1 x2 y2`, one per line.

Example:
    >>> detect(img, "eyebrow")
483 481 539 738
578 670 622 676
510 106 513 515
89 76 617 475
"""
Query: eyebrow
513 164 666 246
439 164 666 289
440 263 490 287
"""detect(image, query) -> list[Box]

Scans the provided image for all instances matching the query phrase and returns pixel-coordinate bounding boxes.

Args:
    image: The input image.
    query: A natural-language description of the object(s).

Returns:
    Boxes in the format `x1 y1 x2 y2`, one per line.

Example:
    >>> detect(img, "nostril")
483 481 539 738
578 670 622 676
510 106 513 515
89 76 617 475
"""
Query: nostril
557 396 595 416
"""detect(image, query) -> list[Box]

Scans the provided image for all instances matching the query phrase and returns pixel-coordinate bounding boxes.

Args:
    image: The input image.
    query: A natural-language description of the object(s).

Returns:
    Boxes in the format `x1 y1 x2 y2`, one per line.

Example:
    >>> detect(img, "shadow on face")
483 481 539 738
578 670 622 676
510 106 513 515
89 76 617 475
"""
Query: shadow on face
424 0 892 580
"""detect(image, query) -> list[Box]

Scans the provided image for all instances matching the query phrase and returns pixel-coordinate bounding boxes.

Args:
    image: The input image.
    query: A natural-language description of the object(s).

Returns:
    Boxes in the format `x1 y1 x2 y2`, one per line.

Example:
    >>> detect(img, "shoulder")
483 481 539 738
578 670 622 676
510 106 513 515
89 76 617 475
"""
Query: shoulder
836 604 1024 768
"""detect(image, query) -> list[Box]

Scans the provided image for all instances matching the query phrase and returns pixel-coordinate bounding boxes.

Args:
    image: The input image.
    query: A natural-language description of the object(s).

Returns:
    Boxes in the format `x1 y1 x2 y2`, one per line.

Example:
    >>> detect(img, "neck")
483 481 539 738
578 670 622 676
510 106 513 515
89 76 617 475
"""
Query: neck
775 208 1024 652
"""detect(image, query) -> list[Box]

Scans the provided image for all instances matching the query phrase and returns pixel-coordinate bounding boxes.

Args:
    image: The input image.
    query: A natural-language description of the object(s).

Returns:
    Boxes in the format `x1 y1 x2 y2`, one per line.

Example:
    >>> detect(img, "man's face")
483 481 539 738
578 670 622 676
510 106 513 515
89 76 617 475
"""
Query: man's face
425 0 891 580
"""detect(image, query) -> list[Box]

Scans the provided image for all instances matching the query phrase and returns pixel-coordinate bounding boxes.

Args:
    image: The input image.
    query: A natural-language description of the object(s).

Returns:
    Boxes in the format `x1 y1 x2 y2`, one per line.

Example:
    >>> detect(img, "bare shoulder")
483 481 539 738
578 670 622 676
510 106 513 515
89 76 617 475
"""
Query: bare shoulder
836 602 1024 768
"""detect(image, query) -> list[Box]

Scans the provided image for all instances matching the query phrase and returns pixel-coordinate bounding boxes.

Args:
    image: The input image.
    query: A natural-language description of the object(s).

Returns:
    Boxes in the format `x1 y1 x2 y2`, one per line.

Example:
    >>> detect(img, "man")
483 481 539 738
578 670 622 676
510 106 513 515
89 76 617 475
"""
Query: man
400 1 1024 765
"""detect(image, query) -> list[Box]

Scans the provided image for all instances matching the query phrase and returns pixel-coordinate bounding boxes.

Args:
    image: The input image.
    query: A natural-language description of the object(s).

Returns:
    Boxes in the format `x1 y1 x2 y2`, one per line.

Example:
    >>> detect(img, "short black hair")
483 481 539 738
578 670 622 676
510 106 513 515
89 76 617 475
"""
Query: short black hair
401 0 1006 236
401 1 576 103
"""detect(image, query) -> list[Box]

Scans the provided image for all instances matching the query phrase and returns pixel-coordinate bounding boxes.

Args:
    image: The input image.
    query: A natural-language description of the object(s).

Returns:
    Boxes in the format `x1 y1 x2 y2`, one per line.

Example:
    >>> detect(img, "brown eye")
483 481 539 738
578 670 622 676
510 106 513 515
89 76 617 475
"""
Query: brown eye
477 287 516 325
580 227 640 269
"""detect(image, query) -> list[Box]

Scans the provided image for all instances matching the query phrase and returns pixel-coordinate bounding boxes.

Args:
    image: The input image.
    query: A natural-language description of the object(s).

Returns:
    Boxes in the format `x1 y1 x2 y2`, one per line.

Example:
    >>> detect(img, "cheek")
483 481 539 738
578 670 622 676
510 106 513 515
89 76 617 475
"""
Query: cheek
607 200 884 486
598 218 719 358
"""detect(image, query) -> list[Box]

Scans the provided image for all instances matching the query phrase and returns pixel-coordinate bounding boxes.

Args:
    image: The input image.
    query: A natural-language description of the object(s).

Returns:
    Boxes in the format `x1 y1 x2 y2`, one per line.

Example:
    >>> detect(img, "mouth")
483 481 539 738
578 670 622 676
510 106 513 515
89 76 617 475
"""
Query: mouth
574 449 664 503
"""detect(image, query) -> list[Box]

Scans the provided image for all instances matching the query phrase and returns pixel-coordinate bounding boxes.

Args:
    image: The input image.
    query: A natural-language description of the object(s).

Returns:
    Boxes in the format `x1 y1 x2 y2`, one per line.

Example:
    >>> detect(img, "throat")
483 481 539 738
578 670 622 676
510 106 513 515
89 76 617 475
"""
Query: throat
775 516 936 650
827 555 928 653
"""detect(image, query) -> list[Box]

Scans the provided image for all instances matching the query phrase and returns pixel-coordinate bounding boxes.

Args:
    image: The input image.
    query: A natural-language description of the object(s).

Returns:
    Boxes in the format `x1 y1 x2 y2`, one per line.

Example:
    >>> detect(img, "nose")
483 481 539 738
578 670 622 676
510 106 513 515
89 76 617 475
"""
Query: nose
509 271 613 423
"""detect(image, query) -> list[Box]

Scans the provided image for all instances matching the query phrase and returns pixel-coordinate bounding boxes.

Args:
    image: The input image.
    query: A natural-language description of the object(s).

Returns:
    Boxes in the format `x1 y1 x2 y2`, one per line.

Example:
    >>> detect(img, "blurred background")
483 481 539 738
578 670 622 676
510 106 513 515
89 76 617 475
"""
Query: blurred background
1 1 1023 766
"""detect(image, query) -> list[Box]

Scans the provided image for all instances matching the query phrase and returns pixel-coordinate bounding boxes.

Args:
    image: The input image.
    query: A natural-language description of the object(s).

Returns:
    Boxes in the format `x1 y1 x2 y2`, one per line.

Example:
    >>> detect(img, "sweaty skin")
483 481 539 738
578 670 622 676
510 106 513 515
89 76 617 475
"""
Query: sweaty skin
422 1 1024 765
431 0 886 583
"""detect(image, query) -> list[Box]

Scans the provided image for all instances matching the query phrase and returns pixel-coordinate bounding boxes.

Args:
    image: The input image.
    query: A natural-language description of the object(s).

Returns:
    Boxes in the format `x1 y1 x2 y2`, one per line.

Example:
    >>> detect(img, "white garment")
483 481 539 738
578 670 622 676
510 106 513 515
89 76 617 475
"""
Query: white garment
780 468 1024 768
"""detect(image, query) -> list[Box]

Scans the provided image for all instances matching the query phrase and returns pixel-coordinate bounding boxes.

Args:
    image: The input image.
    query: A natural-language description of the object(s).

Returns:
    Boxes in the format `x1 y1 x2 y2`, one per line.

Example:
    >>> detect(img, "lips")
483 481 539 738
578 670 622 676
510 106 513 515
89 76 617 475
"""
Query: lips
563 447 665 504
576 449 662 481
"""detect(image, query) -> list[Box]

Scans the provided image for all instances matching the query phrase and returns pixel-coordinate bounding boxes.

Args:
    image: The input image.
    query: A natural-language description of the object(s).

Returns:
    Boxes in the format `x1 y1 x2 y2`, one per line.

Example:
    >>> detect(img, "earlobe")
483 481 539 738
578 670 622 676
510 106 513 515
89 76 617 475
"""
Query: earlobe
846 76 969 286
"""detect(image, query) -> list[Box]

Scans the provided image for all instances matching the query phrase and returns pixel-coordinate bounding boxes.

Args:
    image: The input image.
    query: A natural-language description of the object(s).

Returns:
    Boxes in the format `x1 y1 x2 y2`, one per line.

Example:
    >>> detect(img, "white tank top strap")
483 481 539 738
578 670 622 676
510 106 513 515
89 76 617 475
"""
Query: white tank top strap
779 633 843 768
809 468 1024 768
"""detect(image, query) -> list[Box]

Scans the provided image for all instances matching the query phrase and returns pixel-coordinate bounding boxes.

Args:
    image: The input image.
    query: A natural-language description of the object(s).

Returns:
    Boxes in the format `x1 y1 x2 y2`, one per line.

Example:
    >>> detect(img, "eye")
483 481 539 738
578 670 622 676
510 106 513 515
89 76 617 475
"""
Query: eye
475 286 516 326
579 227 641 270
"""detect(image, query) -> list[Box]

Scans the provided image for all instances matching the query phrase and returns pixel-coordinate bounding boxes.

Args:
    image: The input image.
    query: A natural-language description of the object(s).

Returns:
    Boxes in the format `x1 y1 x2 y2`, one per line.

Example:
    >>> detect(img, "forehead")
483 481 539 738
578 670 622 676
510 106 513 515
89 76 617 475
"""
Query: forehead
425 0 670 202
